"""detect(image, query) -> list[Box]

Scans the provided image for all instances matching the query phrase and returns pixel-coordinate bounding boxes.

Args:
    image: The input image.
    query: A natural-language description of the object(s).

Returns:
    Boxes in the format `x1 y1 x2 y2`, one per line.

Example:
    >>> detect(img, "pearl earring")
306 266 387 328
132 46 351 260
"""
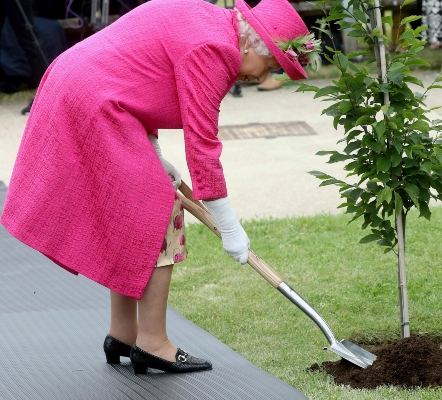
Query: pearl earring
244 49 249 54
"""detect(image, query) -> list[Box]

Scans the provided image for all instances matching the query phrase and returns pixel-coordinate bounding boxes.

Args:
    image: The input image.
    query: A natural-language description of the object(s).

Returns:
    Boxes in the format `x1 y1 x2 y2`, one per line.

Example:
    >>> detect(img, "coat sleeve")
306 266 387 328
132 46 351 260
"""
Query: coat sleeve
174 42 241 200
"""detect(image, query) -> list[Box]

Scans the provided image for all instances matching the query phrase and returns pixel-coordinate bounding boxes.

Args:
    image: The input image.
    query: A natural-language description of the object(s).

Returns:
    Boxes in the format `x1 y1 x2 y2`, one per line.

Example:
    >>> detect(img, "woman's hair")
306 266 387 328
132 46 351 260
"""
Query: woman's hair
236 10 273 58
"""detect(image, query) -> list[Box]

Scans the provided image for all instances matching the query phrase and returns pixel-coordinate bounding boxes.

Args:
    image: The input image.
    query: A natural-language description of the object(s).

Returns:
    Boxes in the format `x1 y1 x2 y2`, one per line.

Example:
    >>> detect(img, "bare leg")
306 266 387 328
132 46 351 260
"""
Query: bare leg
109 290 138 346
136 264 177 362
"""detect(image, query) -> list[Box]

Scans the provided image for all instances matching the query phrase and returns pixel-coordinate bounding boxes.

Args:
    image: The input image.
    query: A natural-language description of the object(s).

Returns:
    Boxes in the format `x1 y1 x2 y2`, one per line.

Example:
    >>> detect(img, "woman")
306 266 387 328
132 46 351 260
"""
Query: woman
1 0 320 374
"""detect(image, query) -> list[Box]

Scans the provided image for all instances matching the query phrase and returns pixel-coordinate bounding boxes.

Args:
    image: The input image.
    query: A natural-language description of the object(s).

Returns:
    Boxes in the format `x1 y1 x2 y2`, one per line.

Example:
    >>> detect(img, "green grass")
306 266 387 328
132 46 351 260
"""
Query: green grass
169 208 442 399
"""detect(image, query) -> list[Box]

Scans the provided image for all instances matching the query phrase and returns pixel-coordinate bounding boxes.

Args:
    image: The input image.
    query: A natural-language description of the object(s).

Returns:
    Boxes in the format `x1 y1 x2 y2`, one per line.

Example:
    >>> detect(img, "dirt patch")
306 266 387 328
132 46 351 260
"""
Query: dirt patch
309 335 442 389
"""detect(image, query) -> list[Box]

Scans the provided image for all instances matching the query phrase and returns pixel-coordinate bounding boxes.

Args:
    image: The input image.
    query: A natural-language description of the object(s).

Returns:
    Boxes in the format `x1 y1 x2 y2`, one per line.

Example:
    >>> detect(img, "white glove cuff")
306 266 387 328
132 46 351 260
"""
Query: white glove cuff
202 197 230 209
202 197 237 232
148 134 162 159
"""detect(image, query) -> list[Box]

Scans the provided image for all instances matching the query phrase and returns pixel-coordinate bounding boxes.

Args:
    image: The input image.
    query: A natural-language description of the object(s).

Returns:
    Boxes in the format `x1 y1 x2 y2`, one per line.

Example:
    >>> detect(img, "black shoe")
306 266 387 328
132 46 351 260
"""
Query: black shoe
21 99 34 115
130 345 212 374
103 334 132 364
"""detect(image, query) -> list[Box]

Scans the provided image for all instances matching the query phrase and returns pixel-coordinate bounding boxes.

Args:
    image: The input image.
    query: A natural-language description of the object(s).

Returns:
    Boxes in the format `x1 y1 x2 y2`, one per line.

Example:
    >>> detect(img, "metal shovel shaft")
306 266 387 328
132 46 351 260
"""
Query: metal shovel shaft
277 282 336 345
277 282 376 368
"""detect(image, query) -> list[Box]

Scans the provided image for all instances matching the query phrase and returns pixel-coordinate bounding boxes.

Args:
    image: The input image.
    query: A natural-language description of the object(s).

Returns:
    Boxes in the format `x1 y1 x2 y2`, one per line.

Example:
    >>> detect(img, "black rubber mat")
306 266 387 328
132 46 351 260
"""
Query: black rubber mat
0 182 307 400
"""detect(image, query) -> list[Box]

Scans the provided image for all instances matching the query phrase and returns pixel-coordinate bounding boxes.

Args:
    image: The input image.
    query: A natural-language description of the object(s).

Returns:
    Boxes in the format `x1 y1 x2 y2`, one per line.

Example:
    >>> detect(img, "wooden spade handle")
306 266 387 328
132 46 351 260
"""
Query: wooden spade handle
178 181 283 288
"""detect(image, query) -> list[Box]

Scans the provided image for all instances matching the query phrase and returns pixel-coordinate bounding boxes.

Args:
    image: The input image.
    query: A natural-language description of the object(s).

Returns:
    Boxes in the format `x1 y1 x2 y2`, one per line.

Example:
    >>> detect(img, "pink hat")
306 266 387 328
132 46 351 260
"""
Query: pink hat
235 0 311 80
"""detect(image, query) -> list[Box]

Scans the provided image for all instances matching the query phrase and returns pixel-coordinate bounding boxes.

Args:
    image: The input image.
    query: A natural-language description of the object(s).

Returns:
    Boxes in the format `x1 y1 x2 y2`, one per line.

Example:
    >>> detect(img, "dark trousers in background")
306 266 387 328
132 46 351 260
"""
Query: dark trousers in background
0 0 48 88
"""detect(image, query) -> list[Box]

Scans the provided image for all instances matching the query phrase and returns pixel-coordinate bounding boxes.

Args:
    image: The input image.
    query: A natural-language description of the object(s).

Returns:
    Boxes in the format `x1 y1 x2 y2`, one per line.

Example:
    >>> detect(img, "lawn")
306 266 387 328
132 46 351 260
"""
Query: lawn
169 207 442 399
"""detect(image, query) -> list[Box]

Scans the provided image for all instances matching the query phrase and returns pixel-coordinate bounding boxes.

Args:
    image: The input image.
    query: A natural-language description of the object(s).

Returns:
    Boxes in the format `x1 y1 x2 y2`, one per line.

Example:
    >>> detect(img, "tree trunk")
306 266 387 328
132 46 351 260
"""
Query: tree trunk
396 212 410 338
373 0 410 338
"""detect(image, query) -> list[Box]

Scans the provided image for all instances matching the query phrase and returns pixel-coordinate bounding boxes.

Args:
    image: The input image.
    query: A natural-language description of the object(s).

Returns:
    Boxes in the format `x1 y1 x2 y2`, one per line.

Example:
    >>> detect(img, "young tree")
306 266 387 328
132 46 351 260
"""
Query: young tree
286 0 442 338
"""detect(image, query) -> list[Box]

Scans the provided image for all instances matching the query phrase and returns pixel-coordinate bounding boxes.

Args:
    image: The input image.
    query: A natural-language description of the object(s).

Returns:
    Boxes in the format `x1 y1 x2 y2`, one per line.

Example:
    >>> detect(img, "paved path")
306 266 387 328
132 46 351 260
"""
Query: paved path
1 71 441 223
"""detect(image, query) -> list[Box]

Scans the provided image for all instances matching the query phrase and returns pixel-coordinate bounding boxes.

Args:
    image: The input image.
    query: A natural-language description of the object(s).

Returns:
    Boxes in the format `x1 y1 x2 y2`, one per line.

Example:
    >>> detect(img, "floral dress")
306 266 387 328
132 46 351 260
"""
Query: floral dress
156 191 187 267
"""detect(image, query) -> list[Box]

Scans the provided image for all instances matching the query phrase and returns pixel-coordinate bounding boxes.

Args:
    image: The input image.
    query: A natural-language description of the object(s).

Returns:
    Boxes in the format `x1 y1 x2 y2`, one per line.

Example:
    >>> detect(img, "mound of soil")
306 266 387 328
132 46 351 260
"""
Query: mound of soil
309 335 442 389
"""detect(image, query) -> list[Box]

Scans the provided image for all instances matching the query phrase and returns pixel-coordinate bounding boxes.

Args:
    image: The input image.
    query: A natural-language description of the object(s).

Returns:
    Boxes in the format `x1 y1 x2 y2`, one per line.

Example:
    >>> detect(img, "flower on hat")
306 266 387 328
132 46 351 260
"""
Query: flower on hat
285 49 298 61
278 33 322 71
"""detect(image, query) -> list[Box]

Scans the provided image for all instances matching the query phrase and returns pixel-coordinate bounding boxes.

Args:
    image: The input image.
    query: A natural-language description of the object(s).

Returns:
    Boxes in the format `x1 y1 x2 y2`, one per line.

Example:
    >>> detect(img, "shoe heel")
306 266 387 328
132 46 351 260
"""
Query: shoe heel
105 352 120 364
133 363 148 374
103 335 132 364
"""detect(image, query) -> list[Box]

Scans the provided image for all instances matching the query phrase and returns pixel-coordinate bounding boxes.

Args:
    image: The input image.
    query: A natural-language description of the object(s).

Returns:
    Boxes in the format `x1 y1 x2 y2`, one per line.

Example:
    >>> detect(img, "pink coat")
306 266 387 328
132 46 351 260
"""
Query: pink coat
1 0 241 299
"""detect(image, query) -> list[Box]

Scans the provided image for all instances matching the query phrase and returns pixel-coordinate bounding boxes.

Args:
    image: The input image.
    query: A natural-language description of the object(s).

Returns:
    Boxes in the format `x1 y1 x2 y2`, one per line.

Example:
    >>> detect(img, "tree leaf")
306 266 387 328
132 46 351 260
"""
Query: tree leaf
399 30 416 41
391 151 402 167
403 76 424 87
346 205 363 214
315 27 331 36
433 147 442 164
359 234 381 244
375 120 386 140
352 9 367 23
401 0 416 7
382 15 393 26
344 140 361 154
405 59 431 67
377 172 390 184
370 214 384 227
323 103 341 117
316 151 336 156
430 176 442 194
418 201 431 220
347 30 367 38
418 176 431 190
409 43 425 52
376 186 393 207
390 61 406 70
404 183 420 208
339 101 354 114
308 170 333 180
420 161 432 174
381 104 394 116
347 187 364 201
314 86 338 98
355 115 373 126
346 49 373 58
414 25 427 35
319 178 346 187
364 137 382 153
409 120 430 133
336 53 348 71
325 13 350 22
377 157 391 172
401 15 422 25
328 152 352 163
388 121 398 129
296 83 319 92
387 66 404 85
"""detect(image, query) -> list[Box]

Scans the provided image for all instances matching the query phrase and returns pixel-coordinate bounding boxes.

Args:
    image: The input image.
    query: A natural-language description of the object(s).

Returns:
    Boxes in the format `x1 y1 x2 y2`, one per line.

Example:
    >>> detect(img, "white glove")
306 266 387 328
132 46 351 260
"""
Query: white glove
202 197 250 264
148 134 181 190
